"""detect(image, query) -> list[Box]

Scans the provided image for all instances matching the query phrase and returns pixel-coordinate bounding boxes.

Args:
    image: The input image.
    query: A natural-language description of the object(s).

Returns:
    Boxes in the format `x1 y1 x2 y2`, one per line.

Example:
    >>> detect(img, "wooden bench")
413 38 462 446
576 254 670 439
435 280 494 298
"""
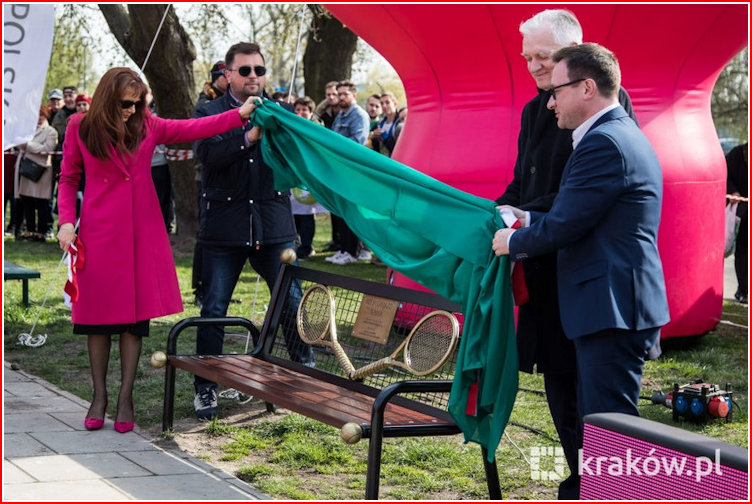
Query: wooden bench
162 264 501 499
4 261 41 307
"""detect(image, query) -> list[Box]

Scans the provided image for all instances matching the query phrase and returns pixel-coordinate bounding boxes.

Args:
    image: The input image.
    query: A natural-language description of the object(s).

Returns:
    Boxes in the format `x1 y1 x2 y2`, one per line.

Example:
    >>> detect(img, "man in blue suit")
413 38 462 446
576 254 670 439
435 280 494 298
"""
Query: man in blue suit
493 43 670 421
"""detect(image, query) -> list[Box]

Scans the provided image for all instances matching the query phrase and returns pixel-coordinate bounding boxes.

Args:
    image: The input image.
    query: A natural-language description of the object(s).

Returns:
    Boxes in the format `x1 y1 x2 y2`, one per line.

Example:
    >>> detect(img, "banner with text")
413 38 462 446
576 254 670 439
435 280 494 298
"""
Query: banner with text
3 3 55 150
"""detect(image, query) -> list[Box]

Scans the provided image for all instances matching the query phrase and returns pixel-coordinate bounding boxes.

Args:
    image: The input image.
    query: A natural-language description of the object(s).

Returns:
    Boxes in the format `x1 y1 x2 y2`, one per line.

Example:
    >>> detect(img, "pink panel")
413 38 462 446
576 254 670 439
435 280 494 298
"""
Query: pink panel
325 4 748 338
581 424 748 500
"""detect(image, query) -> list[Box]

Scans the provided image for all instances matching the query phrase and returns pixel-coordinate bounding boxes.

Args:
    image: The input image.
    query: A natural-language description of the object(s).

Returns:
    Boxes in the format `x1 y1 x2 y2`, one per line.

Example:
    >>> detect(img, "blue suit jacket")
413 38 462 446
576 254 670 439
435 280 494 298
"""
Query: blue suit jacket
509 106 670 339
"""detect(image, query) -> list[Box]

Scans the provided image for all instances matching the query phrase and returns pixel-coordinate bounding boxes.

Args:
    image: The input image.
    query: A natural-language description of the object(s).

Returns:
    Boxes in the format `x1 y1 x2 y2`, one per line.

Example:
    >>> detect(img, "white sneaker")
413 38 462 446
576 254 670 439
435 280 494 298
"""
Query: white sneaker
325 251 345 262
357 250 373 261
331 252 358 265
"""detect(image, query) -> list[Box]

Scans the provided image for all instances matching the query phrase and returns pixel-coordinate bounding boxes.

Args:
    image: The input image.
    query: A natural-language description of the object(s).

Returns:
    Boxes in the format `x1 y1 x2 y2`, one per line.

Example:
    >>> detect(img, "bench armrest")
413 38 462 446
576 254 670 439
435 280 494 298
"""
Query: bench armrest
166 317 261 355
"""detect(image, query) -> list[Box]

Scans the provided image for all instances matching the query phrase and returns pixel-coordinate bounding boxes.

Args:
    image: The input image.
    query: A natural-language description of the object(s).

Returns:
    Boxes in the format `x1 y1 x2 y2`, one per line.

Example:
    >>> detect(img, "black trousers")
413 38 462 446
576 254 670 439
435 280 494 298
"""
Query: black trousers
294 214 315 256
332 215 359 256
735 208 748 296
151 164 172 232
22 196 49 234
543 371 581 500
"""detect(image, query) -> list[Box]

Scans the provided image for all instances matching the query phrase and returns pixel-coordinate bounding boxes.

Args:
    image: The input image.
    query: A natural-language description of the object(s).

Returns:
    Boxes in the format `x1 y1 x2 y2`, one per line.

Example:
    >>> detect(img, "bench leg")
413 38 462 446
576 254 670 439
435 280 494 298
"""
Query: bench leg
22 279 29 307
365 429 384 500
481 447 502 499
162 362 177 432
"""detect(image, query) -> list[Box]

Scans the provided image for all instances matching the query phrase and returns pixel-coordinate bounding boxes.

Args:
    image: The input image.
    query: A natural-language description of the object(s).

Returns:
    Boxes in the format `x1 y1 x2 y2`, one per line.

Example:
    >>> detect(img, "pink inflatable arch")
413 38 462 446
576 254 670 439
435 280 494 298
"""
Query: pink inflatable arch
326 3 747 338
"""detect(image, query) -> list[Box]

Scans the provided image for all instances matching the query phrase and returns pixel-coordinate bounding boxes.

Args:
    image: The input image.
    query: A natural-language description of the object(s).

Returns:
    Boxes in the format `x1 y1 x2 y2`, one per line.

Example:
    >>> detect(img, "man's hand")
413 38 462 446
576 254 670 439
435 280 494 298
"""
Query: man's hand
246 126 263 144
496 204 527 227
493 228 514 256
238 96 256 120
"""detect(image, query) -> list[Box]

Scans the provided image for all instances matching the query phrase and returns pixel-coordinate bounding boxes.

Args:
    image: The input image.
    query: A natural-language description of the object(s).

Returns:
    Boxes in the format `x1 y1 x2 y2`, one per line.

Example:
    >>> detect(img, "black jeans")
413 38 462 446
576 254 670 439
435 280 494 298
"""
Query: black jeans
195 242 315 389
294 214 315 257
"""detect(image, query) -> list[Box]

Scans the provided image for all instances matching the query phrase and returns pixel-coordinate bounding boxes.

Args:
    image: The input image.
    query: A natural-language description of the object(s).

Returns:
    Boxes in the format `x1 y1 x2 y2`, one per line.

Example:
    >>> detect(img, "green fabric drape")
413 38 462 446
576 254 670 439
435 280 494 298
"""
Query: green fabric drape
251 99 518 462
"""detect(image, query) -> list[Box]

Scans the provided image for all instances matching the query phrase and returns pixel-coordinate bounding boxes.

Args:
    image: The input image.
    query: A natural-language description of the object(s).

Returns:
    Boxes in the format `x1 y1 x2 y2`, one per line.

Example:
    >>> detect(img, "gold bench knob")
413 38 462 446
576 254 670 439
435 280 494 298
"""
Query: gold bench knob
150 351 167 368
340 422 362 444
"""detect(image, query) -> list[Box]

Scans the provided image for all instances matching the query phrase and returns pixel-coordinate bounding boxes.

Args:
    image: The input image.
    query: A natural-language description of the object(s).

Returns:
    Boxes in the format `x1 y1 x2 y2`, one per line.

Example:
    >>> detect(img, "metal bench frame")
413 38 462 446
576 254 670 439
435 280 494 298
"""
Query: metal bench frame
162 264 501 499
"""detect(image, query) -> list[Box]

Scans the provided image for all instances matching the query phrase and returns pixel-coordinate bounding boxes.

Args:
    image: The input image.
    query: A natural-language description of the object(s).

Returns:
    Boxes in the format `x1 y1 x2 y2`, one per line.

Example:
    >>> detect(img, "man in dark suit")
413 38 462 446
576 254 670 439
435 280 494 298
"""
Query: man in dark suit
493 40 669 445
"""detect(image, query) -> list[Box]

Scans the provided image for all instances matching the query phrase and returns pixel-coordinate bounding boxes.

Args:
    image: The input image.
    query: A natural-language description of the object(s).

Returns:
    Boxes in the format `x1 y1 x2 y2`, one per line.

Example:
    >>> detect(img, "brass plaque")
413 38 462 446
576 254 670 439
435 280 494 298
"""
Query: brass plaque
352 295 400 344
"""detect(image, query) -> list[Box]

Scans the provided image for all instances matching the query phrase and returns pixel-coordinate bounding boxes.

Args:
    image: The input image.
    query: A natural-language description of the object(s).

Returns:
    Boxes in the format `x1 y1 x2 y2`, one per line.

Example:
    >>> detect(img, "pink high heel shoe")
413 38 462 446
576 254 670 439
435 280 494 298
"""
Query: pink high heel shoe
84 400 108 431
114 400 135 433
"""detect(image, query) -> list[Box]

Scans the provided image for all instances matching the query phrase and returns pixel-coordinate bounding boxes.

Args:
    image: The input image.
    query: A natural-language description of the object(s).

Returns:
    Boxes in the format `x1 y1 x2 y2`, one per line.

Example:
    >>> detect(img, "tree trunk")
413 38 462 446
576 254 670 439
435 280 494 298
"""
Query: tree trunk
303 7 358 102
99 4 199 245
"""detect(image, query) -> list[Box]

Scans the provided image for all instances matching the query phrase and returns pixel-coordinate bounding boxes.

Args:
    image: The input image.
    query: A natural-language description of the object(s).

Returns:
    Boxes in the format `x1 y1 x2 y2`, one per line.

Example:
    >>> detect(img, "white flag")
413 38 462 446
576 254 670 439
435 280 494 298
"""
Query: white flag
3 4 55 150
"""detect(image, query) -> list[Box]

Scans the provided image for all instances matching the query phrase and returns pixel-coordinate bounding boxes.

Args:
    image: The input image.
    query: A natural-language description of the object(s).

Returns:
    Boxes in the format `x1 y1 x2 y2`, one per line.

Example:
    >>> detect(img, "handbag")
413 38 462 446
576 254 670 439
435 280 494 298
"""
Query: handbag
18 155 47 182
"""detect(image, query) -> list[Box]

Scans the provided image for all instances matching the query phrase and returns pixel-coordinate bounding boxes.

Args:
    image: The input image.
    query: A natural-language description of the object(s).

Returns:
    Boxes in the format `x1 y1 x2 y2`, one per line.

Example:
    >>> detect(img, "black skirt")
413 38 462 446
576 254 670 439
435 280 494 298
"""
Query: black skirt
73 320 150 337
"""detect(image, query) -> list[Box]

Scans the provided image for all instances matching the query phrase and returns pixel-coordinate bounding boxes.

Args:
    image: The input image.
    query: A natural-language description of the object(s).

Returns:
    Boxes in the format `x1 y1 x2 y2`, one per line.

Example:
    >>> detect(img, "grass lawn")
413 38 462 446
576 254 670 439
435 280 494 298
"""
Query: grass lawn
3 214 748 499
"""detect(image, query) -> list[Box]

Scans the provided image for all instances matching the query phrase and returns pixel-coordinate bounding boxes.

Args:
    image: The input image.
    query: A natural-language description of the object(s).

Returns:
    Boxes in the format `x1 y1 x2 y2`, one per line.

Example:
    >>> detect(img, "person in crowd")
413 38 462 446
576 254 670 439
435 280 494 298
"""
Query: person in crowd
191 60 229 306
200 60 228 103
365 93 383 131
493 43 669 498
51 86 78 139
49 86 79 238
314 81 343 251
369 92 400 157
5 148 21 236
56 67 257 434
146 90 174 233
47 88 63 124
394 106 407 144
326 81 372 265
74 94 91 114
192 42 315 420
291 96 327 259
15 106 58 241
272 90 297 103
314 81 341 130
492 10 638 499
726 142 748 304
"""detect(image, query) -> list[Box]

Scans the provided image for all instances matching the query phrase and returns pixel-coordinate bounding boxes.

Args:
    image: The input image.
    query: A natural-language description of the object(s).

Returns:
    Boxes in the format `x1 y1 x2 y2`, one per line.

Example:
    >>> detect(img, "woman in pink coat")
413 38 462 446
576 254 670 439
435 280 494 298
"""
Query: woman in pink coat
57 67 255 433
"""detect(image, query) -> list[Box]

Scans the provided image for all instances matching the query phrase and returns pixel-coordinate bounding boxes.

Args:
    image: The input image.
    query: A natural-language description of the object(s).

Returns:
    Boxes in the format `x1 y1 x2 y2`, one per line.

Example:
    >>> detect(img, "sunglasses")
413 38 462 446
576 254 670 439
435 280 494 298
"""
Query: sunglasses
230 65 267 77
120 100 140 109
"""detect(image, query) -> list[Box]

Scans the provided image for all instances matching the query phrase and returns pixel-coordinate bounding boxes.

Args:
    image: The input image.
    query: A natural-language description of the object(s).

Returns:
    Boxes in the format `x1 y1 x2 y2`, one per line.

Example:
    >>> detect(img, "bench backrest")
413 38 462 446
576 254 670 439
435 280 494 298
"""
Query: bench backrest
255 265 462 417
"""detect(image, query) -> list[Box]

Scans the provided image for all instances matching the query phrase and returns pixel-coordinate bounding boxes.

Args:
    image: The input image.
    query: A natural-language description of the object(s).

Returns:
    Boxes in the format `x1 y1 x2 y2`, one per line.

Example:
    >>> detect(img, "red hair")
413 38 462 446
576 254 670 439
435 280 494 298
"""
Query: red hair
79 67 148 160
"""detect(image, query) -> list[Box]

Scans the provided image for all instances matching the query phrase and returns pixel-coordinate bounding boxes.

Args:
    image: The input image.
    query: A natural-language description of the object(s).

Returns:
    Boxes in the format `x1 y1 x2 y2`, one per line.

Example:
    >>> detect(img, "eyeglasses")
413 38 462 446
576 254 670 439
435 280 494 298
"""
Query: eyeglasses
229 65 267 77
120 100 140 109
549 78 586 100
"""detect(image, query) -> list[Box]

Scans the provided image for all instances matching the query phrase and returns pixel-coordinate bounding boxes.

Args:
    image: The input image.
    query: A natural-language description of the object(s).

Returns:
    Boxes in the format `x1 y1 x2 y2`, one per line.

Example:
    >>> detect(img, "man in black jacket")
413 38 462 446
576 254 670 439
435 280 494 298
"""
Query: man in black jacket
192 42 314 420
494 10 638 500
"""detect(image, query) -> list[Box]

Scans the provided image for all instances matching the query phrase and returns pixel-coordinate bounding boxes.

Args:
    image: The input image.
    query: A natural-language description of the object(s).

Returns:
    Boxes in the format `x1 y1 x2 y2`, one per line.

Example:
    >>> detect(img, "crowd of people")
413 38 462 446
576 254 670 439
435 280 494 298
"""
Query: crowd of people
5 86 90 241
2 11 744 499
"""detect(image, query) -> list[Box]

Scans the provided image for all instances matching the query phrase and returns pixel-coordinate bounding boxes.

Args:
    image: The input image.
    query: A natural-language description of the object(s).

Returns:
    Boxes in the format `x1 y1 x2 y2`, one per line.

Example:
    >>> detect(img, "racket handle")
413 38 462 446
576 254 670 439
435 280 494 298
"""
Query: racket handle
332 343 355 376
350 358 391 380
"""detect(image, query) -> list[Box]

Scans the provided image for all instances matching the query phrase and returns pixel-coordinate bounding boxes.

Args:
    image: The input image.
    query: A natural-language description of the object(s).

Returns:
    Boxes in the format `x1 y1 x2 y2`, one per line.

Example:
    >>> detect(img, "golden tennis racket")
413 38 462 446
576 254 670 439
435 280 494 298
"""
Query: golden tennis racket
297 284 355 375
349 310 459 379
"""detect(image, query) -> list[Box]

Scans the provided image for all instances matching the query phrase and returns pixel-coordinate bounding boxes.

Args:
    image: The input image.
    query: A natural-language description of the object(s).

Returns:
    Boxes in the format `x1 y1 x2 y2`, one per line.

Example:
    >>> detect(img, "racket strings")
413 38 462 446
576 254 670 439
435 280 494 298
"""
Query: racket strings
299 288 331 343
405 315 455 373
